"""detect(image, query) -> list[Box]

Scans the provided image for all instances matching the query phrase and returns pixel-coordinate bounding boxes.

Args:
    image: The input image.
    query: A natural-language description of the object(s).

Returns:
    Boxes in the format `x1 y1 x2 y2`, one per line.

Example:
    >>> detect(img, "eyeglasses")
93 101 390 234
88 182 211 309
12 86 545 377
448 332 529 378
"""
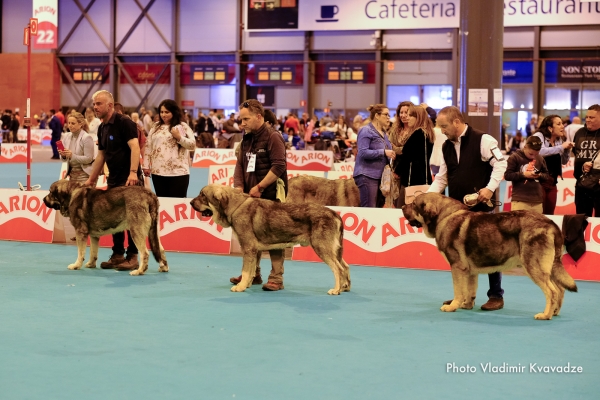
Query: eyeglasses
379 112 390 117
242 102 250 108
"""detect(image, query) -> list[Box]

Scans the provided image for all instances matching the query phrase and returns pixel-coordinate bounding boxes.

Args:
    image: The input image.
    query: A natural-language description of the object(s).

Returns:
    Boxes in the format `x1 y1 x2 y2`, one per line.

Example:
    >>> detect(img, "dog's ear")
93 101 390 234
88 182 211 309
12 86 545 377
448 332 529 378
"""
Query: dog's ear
212 186 230 210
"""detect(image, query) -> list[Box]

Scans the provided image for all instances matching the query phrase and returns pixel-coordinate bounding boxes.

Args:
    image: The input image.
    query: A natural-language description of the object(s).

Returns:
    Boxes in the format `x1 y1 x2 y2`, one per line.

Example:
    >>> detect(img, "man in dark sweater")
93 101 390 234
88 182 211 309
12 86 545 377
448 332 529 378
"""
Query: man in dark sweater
231 99 288 291
428 106 507 311
504 136 552 213
572 104 600 217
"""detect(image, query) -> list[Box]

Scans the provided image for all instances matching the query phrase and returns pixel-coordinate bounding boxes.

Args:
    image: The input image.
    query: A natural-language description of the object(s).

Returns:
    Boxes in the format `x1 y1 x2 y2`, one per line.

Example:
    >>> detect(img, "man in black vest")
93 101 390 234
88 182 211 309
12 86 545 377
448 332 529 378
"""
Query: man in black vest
84 90 143 271
231 99 288 291
428 106 508 311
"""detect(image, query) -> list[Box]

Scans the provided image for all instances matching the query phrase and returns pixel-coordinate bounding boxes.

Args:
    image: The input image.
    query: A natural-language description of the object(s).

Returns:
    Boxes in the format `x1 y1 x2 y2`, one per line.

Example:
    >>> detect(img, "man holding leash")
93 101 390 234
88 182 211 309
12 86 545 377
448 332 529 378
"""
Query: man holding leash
231 99 288 291
428 106 508 311
84 90 143 271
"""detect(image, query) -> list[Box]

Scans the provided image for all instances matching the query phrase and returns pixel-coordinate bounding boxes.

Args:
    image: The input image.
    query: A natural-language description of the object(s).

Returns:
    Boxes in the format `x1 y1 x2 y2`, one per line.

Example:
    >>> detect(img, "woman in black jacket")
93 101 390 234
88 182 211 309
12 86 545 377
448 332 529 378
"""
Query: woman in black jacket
393 104 435 207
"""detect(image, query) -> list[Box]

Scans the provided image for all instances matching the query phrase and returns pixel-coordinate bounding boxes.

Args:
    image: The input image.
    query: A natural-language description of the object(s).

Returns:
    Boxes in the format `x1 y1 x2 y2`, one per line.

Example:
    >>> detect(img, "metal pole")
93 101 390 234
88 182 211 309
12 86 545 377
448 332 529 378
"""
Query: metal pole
27 25 32 191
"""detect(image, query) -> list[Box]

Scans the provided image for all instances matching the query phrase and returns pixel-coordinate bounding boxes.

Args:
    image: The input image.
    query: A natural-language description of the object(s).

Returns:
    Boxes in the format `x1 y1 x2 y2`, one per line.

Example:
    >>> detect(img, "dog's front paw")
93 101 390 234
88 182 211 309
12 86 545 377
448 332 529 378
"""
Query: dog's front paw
158 265 169 273
67 263 82 270
440 304 458 312
460 301 474 310
534 312 552 320
84 261 96 268
129 269 144 276
230 284 247 292
327 288 341 295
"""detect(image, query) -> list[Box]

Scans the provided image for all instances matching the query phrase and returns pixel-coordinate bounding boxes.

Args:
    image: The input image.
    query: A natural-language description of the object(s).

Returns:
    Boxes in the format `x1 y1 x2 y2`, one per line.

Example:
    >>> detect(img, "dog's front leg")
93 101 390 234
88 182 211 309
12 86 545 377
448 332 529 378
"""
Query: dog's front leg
231 251 259 292
85 237 99 268
441 267 468 312
68 234 87 270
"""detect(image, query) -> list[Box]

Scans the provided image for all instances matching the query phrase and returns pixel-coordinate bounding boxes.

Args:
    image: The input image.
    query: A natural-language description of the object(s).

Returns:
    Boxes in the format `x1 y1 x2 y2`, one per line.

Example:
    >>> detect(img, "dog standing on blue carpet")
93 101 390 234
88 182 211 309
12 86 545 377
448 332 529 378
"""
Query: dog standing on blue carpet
401 192 577 320
43 180 169 276
190 184 351 295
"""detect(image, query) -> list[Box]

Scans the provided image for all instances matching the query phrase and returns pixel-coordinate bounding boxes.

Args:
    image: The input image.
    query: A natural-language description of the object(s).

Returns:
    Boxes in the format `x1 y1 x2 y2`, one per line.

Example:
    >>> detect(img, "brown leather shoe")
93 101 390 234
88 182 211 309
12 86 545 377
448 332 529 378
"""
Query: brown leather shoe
262 281 284 291
100 254 125 269
115 254 139 271
481 298 504 311
230 275 263 285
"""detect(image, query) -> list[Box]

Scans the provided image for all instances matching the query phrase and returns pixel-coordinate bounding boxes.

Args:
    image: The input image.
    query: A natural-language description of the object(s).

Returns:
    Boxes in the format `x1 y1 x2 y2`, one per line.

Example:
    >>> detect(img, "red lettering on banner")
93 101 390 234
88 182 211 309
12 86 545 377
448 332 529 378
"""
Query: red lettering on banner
593 223 600 245
300 152 331 165
174 204 188 221
287 152 300 164
355 219 375 243
0 201 8 214
10 196 20 211
382 223 399 246
563 187 575 202
36 204 53 223
27 196 40 212
34 6 56 15
159 210 175 231
342 213 359 230
507 184 512 199
399 217 418 235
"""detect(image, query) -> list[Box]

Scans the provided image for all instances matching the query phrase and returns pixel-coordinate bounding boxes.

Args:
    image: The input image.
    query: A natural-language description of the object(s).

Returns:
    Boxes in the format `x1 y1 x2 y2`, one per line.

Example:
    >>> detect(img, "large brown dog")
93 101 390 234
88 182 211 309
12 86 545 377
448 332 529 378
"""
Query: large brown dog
190 184 351 294
401 193 577 320
286 175 360 207
43 180 168 276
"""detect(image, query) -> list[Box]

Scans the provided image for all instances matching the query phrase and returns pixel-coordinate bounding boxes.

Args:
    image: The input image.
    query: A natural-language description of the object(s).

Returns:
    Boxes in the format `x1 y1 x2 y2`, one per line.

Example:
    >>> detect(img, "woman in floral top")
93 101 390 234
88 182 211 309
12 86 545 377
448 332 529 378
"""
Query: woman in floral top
142 99 196 197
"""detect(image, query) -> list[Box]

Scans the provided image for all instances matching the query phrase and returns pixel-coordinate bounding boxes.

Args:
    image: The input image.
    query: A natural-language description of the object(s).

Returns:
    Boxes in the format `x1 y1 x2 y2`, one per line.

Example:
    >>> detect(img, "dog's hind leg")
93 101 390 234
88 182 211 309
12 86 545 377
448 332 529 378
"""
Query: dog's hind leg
68 234 87 270
85 237 99 268
340 259 351 292
521 238 558 320
553 284 565 316
461 274 478 309
129 231 150 276
311 242 343 295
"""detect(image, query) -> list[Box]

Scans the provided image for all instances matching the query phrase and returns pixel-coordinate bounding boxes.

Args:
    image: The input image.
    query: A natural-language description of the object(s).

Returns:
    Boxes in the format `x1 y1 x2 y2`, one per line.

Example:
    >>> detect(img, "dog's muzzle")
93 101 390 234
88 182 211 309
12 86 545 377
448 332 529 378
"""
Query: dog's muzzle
407 219 422 228
43 197 60 210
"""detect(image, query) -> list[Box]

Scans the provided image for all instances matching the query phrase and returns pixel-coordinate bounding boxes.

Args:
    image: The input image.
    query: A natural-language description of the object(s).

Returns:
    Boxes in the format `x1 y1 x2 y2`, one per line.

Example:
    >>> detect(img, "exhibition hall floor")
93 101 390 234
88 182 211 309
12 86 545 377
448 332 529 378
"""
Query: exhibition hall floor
1 152 599 399
0 241 598 400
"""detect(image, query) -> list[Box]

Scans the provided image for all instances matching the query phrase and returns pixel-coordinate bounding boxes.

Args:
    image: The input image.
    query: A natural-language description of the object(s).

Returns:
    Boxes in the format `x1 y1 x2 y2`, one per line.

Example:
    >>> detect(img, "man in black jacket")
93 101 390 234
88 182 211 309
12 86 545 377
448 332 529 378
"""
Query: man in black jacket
231 99 288 291
428 106 508 311
84 90 142 271
572 104 600 217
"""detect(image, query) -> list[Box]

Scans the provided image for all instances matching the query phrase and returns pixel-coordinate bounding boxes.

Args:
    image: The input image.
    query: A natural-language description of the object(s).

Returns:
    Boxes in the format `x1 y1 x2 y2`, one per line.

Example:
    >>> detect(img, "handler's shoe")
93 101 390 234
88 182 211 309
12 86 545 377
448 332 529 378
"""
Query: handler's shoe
115 254 139 271
480 298 504 311
262 281 284 291
100 254 126 269
230 275 263 285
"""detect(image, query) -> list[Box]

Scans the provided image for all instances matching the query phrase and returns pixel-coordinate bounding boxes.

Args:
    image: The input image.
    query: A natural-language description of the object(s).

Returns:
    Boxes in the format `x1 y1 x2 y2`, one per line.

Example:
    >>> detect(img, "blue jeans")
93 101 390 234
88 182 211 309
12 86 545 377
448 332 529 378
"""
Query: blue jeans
354 174 384 208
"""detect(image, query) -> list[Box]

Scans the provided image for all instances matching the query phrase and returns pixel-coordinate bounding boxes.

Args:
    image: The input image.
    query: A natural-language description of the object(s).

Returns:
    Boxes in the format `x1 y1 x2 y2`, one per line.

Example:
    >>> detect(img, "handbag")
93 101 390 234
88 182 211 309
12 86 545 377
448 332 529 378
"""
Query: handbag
576 153 600 192
380 160 393 197
405 132 431 204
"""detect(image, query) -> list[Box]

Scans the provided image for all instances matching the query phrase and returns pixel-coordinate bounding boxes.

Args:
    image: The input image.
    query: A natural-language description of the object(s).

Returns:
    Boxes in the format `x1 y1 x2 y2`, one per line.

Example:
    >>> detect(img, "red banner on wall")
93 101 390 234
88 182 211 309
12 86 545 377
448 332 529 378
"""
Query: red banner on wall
120 64 170 84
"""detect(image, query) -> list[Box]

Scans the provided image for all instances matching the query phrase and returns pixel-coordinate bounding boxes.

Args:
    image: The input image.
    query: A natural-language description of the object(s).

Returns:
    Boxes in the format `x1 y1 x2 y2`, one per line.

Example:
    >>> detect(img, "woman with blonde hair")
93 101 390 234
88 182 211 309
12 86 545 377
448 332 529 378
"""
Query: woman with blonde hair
59 112 95 183
393 104 435 207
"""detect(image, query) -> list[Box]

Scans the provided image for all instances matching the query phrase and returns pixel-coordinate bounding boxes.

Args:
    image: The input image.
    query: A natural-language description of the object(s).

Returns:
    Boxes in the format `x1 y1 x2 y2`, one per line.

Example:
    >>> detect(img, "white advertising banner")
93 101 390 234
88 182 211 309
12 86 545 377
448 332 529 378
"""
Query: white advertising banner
17 129 52 145
0 144 33 163
327 170 354 180
192 148 238 168
333 161 355 173
33 0 58 49
0 189 55 243
247 0 600 31
287 150 334 171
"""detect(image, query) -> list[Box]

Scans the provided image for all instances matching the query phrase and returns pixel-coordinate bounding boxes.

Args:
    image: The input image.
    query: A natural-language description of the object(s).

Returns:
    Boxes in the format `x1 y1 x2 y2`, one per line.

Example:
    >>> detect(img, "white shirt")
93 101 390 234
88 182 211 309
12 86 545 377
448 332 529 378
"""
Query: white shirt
87 117 101 138
428 125 507 194
564 123 584 143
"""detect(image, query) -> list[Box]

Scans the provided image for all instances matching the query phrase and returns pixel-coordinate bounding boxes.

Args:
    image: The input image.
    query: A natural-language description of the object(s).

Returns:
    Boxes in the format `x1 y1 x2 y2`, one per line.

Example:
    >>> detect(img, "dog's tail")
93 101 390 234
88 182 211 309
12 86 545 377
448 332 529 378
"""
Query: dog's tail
148 195 164 264
552 227 577 292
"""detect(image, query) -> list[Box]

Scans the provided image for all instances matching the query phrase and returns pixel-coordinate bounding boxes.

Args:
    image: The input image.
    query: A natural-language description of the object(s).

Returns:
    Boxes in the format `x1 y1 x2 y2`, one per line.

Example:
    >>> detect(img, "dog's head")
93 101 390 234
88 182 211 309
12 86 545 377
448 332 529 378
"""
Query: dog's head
190 184 238 228
43 180 84 217
401 193 445 238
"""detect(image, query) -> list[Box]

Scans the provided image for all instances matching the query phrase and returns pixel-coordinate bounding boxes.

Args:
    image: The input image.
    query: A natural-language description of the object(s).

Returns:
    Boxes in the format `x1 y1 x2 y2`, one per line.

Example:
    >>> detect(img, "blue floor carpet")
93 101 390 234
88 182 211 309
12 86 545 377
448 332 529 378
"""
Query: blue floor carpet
0 241 598 400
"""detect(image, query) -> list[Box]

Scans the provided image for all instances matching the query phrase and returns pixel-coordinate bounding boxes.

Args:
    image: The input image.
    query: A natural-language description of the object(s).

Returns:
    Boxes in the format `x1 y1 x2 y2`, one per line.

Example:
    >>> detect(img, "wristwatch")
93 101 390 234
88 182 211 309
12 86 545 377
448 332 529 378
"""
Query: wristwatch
257 184 265 193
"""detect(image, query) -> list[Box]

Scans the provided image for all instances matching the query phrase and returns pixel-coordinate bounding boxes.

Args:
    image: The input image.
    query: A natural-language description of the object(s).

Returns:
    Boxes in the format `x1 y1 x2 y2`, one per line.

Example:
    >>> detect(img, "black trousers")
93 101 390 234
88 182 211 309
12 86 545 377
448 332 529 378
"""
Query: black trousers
108 181 138 256
575 186 600 217
151 174 190 198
